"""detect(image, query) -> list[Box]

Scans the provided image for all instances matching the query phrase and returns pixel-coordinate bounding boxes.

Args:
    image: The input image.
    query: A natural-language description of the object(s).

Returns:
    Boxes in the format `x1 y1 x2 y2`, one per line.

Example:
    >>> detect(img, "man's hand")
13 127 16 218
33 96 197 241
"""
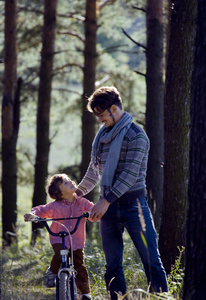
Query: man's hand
90 199 110 221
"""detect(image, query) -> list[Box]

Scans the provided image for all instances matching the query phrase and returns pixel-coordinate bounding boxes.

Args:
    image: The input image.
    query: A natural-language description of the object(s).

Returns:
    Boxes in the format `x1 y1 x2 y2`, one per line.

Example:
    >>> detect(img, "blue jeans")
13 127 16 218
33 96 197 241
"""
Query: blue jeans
100 191 168 299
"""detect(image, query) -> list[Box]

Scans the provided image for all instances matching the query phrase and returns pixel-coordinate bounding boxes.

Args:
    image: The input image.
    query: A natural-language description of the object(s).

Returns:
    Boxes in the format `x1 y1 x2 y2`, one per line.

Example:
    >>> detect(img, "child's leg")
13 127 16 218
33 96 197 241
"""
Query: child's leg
73 248 91 295
50 243 63 274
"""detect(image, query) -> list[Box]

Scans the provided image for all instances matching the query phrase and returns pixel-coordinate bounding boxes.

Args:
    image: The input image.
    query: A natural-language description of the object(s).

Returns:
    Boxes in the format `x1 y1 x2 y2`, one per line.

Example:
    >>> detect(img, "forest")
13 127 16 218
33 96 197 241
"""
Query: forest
1 0 206 299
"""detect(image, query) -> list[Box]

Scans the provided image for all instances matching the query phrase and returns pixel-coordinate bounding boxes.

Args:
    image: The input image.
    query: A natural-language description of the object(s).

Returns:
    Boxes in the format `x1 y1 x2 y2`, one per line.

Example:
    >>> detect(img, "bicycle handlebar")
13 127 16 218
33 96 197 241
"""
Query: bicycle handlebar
29 211 90 236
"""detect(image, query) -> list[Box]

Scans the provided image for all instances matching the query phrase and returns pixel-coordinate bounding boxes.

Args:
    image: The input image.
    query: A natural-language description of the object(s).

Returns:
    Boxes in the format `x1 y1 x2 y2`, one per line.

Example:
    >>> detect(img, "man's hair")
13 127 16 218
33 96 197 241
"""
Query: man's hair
87 86 122 114
45 173 69 201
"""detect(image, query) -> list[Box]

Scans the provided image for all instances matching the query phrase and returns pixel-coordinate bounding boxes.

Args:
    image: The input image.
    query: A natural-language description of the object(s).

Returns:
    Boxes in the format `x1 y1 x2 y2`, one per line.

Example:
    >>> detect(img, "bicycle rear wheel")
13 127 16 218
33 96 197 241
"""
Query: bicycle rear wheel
59 272 71 300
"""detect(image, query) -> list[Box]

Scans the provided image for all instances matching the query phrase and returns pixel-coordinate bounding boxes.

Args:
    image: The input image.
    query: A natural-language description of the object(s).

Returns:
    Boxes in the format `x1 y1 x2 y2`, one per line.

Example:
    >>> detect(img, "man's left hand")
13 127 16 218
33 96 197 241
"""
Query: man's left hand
90 199 110 221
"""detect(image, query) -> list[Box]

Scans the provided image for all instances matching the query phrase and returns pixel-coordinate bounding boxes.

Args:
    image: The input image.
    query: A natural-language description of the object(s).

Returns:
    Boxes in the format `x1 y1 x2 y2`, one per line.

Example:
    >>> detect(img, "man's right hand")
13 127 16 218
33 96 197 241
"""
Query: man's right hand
90 198 110 221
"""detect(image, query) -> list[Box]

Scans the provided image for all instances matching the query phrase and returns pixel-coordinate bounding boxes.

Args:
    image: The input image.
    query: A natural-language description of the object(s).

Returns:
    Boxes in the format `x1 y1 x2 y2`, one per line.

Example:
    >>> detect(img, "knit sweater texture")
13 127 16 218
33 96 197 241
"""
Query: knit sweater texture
77 122 150 204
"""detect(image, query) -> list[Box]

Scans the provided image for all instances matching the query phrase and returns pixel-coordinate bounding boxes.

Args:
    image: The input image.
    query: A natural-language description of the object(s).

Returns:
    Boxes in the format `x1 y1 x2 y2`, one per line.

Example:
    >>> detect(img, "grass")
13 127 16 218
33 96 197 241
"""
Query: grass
0 226 182 300
0 186 183 299
1 238 56 300
1 225 146 299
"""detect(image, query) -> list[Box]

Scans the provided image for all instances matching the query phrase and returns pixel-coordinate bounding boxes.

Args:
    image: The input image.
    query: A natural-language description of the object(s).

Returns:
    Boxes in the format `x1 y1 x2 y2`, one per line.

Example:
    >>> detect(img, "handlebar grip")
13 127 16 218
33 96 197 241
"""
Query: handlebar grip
83 211 90 218
29 216 42 223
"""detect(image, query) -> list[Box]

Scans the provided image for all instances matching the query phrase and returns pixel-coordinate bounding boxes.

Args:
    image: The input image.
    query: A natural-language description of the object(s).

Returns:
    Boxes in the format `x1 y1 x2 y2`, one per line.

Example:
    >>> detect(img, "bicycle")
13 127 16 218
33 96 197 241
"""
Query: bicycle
29 211 90 300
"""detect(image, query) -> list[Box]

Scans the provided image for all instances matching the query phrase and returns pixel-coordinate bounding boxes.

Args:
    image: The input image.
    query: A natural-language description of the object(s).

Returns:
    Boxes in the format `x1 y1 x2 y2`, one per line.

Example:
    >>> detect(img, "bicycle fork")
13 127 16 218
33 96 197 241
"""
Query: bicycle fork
56 235 76 300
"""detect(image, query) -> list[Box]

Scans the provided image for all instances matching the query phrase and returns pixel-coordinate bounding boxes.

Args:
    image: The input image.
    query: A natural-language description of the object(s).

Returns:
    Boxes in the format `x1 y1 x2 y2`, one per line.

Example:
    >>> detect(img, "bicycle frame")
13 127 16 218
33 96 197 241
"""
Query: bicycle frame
30 211 90 300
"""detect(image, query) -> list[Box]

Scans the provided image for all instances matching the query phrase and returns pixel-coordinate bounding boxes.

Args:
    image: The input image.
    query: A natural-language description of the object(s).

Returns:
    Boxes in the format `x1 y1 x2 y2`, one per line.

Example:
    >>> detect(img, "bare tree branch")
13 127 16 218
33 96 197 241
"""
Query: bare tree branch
102 45 141 55
18 6 85 22
22 151 35 167
52 63 84 75
50 129 59 142
95 75 110 87
99 0 117 10
121 28 146 50
58 13 85 22
102 44 128 53
134 70 146 77
53 49 71 55
53 87 82 96
132 5 146 13
57 30 85 43
19 41 42 53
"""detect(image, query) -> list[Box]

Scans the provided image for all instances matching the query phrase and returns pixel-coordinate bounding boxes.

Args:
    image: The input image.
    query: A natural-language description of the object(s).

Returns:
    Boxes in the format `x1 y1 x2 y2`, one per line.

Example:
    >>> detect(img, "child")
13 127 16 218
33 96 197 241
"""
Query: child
24 173 94 300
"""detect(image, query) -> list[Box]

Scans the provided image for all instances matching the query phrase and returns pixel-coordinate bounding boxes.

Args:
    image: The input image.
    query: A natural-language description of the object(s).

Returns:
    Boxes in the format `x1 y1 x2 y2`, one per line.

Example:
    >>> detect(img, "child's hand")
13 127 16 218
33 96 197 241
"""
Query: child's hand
24 213 36 222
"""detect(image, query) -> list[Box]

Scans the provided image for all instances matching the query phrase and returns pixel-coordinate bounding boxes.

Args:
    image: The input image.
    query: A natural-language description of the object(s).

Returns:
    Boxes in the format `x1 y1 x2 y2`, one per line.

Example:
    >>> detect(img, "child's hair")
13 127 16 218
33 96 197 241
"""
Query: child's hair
45 173 69 201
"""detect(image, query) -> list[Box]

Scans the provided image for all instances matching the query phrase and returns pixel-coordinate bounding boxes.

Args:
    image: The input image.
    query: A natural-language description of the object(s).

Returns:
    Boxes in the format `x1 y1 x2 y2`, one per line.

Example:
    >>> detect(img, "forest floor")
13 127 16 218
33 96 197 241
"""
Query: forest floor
0 187 180 300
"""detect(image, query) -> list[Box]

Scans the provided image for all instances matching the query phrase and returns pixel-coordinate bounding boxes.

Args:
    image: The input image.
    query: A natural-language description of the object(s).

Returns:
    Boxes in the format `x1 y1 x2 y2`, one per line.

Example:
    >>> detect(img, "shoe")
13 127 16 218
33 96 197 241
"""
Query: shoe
45 267 56 288
81 294 91 300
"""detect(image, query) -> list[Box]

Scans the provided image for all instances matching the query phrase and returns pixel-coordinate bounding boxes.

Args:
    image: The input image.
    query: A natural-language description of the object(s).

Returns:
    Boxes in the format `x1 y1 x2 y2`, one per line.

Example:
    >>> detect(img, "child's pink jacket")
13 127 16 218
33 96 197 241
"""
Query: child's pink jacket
31 195 94 250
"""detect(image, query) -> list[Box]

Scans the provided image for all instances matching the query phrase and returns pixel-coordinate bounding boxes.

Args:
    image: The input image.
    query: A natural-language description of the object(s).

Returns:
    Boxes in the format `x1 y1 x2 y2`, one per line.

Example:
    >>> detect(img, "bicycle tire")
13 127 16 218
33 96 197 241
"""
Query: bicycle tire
59 272 71 300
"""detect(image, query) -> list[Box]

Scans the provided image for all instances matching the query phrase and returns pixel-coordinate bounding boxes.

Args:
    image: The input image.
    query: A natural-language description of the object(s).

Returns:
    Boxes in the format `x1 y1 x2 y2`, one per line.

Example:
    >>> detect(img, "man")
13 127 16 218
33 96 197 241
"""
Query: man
76 86 168 299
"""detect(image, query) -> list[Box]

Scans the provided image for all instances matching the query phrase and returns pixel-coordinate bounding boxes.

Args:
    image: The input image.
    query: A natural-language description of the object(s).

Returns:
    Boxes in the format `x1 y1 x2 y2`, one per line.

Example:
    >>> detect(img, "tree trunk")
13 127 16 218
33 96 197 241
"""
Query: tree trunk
183 1 206 299
158 0 196 273
1 0 18 247
145 0 164 231
80 0 97 201
32 0 58 243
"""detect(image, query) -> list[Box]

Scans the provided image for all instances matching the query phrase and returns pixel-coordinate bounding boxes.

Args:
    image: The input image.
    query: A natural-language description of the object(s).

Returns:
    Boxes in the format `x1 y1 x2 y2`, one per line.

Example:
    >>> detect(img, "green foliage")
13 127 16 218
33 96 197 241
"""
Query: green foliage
1 1 149 295
0 188 179 300
167 247 185 299
0 230 180 300
85 244 106 297
0 196 179 300
0 0 147 185
1 230 55 299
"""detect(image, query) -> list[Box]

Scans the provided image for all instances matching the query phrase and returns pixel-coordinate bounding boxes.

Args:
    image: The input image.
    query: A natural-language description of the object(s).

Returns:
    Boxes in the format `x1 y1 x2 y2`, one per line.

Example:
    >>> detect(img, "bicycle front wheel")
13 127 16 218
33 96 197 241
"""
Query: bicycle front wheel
59 272 71 300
